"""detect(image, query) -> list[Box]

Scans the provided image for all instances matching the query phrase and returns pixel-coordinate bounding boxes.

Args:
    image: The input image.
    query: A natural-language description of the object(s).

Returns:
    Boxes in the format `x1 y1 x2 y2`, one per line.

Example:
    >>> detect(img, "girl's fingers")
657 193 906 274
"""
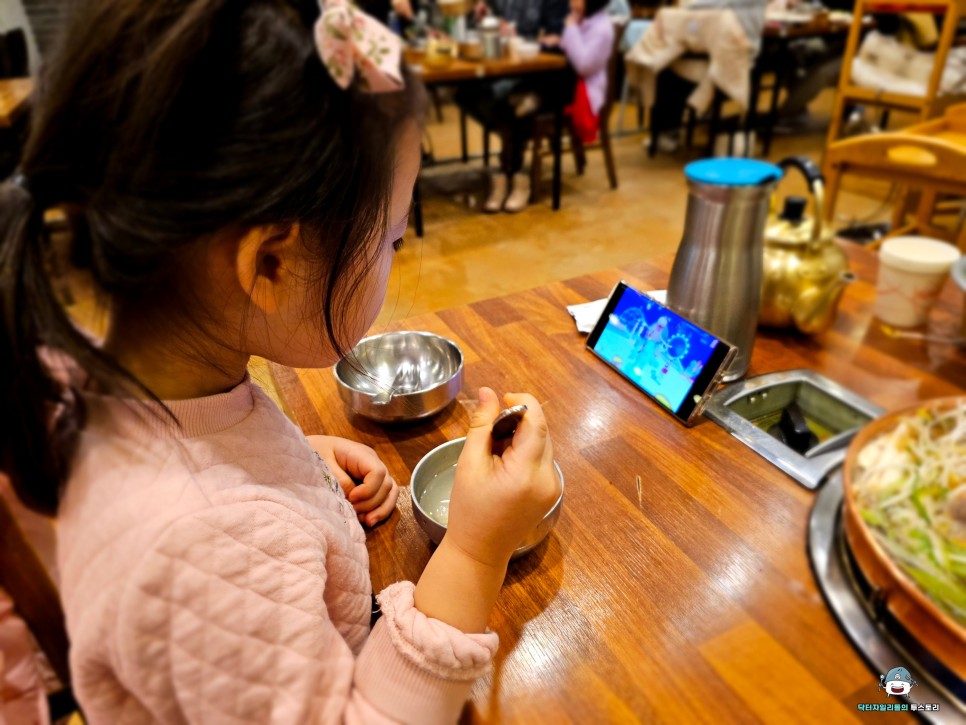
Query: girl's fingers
501 393 549 463
362 482 399 526
462 387 501 462
348 467 388 504
352 475 395 513
324 460 356 497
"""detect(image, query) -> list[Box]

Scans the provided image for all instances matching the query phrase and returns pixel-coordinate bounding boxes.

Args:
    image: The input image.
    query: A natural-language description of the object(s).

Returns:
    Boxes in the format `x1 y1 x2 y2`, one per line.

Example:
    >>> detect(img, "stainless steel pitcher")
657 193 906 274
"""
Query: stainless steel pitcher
666 159 782 381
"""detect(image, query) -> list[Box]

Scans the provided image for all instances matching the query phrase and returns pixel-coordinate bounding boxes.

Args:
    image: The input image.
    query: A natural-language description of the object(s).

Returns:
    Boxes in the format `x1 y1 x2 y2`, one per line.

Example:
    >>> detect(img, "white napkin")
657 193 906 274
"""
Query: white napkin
567 299 608 334
566 290 667 334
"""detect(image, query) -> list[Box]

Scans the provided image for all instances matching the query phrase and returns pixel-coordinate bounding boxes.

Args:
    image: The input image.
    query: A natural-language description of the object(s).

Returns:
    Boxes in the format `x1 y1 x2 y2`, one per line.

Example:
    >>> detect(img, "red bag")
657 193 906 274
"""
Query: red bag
566 79 599 144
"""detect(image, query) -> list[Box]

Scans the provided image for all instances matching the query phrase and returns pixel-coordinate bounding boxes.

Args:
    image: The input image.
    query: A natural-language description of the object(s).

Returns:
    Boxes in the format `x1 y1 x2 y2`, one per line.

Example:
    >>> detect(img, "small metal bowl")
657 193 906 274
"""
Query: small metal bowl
334 331 463 422
410 437 564 560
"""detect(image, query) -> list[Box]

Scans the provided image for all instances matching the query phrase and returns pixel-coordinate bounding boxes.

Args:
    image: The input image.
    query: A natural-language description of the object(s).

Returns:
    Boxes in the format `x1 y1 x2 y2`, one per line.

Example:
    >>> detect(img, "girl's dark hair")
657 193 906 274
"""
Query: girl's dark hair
0 0 425 515
585 0 610 17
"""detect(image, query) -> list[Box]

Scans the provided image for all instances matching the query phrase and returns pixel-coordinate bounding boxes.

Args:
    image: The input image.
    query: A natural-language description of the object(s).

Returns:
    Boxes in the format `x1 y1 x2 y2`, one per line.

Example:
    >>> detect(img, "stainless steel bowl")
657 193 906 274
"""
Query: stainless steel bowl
334 331 463 422
410 437 564 560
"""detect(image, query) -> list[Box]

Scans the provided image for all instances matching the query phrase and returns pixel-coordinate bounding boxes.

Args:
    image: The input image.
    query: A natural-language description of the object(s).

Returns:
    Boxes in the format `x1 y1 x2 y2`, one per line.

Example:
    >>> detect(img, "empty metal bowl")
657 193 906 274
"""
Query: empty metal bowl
410 437 564 560
334 331 463 422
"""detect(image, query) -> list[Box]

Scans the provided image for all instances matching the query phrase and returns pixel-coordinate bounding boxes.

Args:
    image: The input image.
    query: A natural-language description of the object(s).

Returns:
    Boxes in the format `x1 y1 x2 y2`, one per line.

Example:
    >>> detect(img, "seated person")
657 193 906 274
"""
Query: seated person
457 0 570 213
646 0 766 154
544 0 614 142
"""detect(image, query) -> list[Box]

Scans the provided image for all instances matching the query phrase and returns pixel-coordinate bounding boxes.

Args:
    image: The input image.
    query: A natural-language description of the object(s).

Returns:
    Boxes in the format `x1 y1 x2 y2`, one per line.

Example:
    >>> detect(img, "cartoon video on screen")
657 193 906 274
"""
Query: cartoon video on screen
592 292 719 412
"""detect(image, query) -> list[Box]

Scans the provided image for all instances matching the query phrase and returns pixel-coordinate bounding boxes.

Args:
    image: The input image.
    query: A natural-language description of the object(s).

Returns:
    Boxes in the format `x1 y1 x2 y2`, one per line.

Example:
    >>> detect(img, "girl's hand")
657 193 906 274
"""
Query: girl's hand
445 388 559 568
541 33 562 47
307 436 399 526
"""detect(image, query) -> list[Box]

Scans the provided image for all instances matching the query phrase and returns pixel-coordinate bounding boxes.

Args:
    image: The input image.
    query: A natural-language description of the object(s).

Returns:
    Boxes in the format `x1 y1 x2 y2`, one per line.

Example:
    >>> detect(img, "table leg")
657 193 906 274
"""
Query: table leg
413 181 424 238
459 110 468 164
552 96 562 211
746 61 763 156
763 41 787 157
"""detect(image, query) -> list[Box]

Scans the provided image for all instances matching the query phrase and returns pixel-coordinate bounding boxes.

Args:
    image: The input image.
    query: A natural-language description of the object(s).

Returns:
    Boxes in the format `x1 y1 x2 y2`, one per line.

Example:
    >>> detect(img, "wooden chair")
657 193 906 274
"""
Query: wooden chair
825 0 966 148
0 492 79 720
529 21 625 202
825 103 966 248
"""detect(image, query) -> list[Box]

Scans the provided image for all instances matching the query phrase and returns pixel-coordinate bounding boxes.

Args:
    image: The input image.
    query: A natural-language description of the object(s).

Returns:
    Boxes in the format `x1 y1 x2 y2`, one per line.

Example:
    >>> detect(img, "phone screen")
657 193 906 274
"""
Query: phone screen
586 282 735 423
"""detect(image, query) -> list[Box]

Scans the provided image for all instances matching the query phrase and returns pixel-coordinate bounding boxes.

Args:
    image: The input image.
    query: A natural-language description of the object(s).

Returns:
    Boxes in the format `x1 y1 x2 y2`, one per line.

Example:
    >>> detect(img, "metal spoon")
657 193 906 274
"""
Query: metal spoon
372 362 421 406
491 405 528 455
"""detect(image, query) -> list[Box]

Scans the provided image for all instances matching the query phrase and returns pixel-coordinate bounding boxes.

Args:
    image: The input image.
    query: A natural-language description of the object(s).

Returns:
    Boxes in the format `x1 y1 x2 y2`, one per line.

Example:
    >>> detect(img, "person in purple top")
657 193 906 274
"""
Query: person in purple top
545 0 614 139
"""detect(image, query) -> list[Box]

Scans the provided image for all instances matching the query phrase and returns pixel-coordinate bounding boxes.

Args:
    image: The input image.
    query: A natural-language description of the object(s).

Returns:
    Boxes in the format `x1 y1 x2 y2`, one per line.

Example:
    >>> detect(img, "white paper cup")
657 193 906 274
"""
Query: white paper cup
875 236 961 327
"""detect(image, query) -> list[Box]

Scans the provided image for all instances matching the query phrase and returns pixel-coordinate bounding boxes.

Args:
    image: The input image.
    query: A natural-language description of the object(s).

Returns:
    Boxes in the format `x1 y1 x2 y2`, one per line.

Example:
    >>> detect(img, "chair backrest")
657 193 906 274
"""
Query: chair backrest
600 20 628 130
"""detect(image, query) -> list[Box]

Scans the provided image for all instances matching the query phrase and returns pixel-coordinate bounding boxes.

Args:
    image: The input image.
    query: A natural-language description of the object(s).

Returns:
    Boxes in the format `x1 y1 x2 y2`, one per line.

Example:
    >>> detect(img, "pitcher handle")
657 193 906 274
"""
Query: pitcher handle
778 156 825 244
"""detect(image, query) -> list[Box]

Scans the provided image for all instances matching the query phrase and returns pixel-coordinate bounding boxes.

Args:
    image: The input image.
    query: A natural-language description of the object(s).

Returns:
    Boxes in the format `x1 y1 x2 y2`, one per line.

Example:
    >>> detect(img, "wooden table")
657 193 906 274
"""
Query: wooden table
407 53 570 227
410 53 568 85
269 242 966 722
0 77 33 128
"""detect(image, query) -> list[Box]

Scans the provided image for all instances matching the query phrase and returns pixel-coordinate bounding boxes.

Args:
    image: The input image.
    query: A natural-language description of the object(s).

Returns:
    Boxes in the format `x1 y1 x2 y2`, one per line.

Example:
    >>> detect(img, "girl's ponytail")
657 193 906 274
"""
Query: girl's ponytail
0 176 67 515
0 175 146 516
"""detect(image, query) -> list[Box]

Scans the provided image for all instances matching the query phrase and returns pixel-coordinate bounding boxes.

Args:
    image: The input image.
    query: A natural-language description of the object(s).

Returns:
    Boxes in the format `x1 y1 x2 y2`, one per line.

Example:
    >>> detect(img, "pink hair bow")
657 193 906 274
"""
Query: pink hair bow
315 0 404 93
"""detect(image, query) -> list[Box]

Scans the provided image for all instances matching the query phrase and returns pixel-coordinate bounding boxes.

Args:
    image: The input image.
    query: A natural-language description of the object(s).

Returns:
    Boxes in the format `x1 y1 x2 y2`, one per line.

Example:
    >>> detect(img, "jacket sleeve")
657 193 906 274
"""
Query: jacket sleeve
114 501 497 725
561 19 614 78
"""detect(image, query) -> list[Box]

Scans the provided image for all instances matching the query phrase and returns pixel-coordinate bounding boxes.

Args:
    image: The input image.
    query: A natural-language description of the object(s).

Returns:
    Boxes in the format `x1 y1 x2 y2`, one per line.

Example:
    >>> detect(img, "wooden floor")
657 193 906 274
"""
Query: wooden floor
375 89 893 328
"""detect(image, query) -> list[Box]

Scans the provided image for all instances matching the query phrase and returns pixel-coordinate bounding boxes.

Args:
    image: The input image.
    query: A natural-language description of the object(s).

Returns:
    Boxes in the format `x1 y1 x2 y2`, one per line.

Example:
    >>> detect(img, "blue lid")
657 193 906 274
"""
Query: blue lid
685 158 782 186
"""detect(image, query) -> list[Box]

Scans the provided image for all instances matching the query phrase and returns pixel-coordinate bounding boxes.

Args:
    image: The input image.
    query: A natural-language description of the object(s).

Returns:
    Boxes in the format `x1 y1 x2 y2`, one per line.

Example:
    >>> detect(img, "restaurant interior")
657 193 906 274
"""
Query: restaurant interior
3 0 966 721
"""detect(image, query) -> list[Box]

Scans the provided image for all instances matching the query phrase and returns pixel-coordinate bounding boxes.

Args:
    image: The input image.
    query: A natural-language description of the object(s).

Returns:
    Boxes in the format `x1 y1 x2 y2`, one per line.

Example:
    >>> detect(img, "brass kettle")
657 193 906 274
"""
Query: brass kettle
760 156 854 335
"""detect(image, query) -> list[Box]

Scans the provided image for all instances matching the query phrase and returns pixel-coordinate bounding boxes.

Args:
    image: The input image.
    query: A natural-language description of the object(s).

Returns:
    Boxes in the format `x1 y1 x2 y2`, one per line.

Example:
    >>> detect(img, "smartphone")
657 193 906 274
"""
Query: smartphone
586 281 737 426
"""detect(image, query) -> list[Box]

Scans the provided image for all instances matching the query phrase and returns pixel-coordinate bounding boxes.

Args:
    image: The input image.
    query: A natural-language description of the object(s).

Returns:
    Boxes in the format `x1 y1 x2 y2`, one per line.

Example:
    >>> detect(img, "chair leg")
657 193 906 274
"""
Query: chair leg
706 92 723 158
617 76 630 134
430 87 445 124
530 137 543 204
413 181 424 238
602 129 618 189
572 132 587 176
684 107 696 151
648 106 659 158
916 189 939 231
459 110 469 164
483 126 490 168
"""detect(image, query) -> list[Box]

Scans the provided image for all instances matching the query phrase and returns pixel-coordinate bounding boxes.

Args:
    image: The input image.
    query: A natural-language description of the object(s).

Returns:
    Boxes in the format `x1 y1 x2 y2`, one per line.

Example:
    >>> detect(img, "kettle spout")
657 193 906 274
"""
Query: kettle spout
792 271 855 335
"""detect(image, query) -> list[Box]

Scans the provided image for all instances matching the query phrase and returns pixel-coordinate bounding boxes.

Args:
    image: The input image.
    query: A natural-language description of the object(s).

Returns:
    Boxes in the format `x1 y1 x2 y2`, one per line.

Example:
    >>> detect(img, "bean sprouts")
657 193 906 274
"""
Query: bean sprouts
853 405 966 624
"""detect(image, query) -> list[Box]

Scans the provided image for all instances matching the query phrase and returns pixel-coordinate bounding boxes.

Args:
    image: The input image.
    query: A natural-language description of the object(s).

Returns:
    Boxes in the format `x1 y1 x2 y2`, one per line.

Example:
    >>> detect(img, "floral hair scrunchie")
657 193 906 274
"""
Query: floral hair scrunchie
314 0 404 92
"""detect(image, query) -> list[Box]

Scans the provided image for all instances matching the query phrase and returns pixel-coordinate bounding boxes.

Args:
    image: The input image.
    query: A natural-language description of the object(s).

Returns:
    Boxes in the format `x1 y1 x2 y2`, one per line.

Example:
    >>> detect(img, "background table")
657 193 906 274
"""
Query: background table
0 77 32 128
408 52 570 228
269 242 965 722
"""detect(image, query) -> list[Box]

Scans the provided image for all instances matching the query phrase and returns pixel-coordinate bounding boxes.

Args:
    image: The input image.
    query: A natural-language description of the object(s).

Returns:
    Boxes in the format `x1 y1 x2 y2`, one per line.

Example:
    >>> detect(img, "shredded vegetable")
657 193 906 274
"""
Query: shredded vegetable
853 405 966 625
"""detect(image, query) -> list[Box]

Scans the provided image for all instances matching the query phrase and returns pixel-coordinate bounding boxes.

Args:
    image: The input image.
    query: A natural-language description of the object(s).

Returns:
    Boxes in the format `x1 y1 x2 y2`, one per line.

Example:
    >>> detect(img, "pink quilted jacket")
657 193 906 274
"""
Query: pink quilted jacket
56 379 498 724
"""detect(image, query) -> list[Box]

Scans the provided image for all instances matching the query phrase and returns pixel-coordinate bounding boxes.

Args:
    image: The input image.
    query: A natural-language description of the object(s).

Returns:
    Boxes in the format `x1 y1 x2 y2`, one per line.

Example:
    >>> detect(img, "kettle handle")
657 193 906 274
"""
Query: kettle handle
778 156 825 243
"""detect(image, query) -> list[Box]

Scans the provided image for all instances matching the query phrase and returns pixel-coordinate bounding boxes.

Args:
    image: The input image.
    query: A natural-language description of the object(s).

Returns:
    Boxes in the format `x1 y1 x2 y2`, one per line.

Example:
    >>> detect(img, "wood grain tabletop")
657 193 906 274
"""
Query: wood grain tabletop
0 77 32 128
269 242 965 723
405 53 568 85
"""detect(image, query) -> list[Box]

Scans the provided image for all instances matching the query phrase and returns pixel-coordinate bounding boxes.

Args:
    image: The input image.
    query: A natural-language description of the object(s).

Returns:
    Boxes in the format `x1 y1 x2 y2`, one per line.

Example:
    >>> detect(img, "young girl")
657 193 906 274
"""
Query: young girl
545 0 615 143
0 1 559 722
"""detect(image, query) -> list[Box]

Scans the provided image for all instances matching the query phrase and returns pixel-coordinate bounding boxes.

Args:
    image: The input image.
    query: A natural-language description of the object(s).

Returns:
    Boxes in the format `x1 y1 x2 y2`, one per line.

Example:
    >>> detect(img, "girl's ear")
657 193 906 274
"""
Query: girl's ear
234 224 301 315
